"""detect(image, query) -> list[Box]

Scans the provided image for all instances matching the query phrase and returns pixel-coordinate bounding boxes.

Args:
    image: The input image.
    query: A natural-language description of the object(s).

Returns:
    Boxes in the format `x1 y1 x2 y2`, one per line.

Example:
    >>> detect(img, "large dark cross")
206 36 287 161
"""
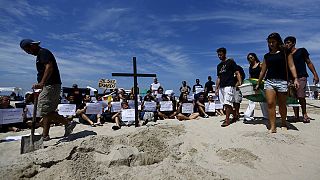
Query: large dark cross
112 57 156 127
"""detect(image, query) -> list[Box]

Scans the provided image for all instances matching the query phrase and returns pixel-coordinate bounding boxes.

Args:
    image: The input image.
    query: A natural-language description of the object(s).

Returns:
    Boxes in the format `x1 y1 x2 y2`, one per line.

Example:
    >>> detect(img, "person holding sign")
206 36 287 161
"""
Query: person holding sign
0 96 21 132
142 90 157 122
157 94 177 120
195 92 209 118
20 39 76 140
176 93 199 121
111 101 141 130
76 95 102 127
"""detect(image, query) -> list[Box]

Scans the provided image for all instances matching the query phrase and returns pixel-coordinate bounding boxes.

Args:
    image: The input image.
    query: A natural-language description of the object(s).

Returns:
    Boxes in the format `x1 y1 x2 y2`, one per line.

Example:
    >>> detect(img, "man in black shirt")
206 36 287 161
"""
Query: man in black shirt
204 76 215 94
20 39 76 140
215 47 242 127
284 36 319 123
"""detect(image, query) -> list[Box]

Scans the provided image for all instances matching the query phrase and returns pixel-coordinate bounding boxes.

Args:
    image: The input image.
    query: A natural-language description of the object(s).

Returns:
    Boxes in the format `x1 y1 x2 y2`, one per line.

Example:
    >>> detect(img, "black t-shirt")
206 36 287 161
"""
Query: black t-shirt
264 51 287 80
249 64 261 79
217 59 238 87
36 48 62 85
204 81 215 92
193 84 203 92
292 48 309 78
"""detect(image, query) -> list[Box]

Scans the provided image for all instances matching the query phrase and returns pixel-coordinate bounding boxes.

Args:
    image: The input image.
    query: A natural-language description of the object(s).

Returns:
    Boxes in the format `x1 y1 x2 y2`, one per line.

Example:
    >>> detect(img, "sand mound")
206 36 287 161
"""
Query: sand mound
0 124 227 180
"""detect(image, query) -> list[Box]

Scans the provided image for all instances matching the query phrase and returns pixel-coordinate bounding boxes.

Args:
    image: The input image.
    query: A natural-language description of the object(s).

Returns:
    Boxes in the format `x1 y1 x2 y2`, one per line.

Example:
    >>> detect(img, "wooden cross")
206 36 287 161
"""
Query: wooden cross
112 57 156 127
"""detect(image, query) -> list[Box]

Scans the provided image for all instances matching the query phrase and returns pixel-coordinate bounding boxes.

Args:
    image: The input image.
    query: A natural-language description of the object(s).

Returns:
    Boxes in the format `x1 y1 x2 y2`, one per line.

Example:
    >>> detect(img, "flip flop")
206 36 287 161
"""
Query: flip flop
221 120 229 127
303 117 311 123
112 125 121 130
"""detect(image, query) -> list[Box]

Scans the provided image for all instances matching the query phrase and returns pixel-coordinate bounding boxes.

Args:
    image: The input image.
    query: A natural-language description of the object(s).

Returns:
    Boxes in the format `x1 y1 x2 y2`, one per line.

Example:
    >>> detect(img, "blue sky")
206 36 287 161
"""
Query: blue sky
1 0 319 94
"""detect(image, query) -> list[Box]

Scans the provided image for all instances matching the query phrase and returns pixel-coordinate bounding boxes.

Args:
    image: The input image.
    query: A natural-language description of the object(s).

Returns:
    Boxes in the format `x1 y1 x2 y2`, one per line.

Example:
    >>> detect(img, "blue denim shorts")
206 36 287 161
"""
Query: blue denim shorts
264 79 288 92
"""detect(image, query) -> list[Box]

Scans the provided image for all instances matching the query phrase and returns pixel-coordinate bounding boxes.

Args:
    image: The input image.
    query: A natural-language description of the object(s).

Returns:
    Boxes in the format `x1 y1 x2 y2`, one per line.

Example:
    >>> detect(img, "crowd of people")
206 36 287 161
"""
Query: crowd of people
0 32 318 140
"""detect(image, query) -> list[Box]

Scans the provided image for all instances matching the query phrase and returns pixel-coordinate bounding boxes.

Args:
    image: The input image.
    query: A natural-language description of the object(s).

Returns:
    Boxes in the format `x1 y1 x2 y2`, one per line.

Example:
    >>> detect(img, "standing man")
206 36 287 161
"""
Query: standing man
20 39 76 140
215 47 242 127
284 36 319 123
150 77 161 96
192 79 203 93
193 78 203 99
204 76 215 95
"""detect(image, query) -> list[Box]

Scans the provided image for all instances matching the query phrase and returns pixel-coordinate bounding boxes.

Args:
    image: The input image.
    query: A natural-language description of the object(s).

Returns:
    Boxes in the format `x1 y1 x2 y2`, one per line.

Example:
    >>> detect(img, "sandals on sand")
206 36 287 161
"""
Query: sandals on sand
112 125 121 130
303 117 311 123
221 120 230 127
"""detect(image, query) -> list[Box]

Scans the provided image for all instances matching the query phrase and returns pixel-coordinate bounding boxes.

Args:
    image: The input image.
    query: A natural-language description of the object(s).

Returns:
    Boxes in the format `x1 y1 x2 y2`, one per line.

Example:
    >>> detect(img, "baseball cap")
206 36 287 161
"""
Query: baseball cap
20 39 40 49
72 84 78 88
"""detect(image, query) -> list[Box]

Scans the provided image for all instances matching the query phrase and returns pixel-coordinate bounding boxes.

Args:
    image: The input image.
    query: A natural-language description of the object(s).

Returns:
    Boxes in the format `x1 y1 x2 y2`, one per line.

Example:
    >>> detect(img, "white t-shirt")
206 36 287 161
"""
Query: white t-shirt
150 83 161 94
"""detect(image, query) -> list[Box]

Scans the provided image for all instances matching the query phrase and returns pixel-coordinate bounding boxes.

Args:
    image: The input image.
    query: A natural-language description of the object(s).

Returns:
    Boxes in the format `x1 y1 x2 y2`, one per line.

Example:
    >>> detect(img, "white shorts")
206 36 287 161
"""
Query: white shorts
219 86 235 106
234 89 242 103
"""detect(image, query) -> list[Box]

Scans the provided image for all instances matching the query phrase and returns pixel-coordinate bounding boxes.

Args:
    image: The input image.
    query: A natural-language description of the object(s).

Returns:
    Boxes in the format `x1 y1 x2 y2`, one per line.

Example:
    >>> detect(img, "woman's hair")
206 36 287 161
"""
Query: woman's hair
179 92 188 102
247 52 260 66
267 32 284 52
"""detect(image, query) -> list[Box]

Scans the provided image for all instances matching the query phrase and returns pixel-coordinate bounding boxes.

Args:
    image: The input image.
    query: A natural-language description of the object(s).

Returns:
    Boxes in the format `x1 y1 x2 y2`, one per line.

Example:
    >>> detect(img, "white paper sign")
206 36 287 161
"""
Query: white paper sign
160 101 173 111
0 108 23 124
121 109 135 124
85 103 102 114
187 94 194 101
215 101 223 109
182 103 194 114
128 100 141 110
57 104 76 116
208 93 219 100
195 87 204 94
26 105 41 118
205 102 216 112
143 101 157 112
111 102 121 112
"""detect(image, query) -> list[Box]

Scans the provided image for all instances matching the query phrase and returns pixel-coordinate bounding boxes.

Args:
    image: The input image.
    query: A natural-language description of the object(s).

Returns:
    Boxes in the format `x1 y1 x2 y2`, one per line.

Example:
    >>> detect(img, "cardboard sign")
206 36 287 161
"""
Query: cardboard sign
205 102 215 112
25 105 41 118
215 100 223 109
98 79 117 89
111 102 121 112
0 108 23 124
57 104 76 116
121 109 135 124
85 103 102 114
160 101 173 111
143 101 157 112
182 103 194 114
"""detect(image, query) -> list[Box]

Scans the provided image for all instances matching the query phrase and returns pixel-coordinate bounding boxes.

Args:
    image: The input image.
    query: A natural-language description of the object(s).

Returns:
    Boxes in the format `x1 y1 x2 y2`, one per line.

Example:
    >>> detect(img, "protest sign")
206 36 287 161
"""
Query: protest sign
86 103 102 114
111 102 121 112
143 101 157 112
0 108 23 124
25 105 40 118
205 102 216 112
98 79 117 89
121 109 135 124
215 101 223 109
182 103 194 114
160 101 173 111
57 104 76 116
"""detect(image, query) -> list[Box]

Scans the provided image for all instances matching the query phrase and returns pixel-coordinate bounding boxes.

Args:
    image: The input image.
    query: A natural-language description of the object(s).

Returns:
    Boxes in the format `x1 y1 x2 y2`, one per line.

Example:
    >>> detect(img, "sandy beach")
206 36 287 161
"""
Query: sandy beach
0 99 320 180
